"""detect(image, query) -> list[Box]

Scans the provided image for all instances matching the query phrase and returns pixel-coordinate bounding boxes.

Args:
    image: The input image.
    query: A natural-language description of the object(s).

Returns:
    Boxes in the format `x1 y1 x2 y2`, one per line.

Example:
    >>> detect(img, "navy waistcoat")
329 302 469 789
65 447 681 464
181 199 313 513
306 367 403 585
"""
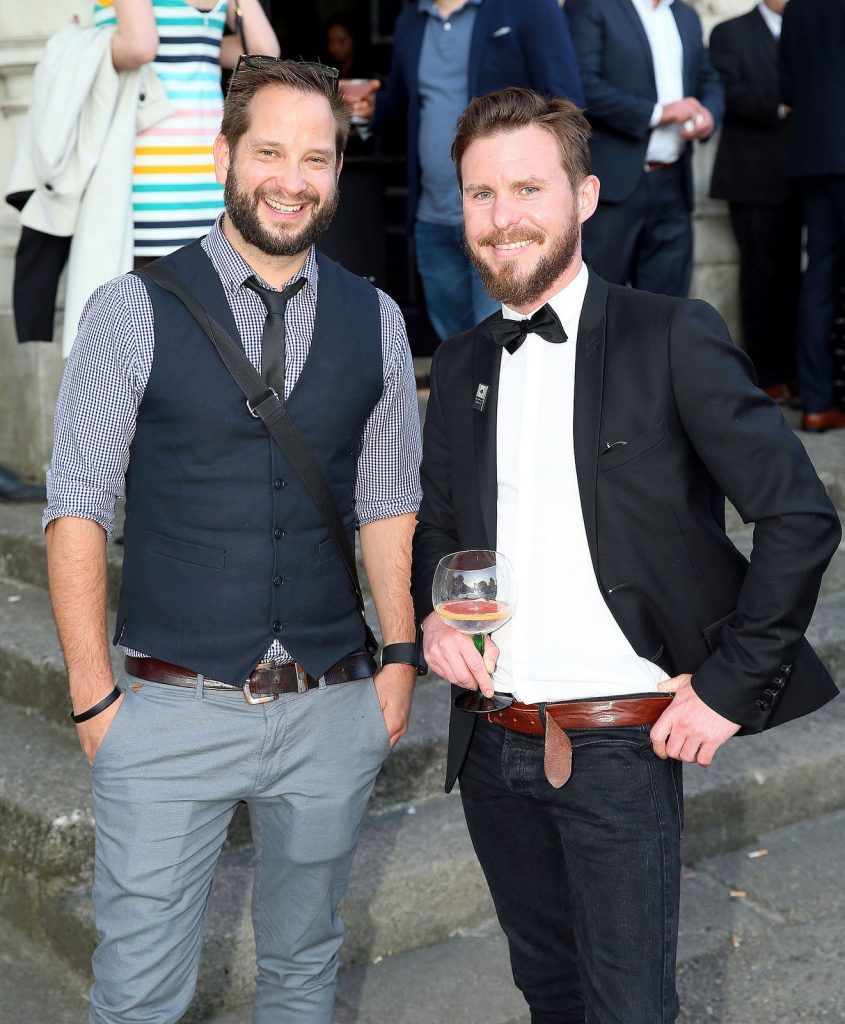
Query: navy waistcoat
114 239 383 684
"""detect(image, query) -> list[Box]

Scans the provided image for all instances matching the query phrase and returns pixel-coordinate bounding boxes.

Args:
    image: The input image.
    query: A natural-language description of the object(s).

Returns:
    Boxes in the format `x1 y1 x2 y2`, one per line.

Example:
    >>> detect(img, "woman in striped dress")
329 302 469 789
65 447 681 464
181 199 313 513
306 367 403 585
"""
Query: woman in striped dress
96 0 279 264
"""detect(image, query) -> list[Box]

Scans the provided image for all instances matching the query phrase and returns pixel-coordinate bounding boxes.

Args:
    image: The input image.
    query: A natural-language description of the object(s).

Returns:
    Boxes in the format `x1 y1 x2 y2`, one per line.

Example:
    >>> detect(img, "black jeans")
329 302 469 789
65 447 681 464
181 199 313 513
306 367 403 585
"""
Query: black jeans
459 719 683 1024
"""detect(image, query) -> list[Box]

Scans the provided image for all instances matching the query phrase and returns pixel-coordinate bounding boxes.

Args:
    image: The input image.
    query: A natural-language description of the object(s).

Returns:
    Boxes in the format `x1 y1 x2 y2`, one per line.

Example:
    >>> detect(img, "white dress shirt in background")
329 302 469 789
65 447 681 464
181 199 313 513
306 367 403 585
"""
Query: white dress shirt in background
493 263 669 703
757 1 782 38
630 0 686 164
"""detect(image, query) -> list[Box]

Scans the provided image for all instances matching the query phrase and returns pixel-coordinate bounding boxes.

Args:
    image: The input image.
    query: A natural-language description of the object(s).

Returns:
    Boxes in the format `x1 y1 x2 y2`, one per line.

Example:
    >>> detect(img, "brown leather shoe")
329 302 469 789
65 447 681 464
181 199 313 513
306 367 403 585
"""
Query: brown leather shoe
801 408 845 432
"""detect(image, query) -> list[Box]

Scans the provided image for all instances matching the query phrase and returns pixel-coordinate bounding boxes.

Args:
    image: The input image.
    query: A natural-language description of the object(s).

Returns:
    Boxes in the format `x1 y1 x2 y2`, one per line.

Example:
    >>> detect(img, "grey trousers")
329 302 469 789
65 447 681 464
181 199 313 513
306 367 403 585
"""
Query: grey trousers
88 672 391 1024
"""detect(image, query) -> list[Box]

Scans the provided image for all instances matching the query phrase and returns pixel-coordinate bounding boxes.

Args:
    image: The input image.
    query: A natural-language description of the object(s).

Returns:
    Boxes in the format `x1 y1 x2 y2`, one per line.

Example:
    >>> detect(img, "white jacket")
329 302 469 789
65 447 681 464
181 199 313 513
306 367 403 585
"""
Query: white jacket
6 23 170 354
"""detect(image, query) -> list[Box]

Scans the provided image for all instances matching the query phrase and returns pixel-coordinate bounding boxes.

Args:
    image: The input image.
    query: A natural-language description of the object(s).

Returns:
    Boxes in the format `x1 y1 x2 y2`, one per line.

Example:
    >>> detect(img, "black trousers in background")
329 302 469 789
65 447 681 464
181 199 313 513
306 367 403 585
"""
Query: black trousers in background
796 175 845 413
582 162 692 298
729 199 802 389
459 718 683 1024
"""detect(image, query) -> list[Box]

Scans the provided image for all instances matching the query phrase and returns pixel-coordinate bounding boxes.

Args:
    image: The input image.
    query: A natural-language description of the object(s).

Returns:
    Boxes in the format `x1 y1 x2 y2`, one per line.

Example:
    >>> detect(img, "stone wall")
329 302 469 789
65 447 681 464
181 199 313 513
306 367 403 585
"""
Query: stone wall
0 0 751 479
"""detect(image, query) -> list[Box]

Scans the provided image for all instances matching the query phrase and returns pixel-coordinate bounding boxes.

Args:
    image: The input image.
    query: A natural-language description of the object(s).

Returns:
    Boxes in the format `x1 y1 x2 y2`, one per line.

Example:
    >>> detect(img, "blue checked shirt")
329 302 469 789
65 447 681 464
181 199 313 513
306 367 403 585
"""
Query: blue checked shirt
44 216 422 665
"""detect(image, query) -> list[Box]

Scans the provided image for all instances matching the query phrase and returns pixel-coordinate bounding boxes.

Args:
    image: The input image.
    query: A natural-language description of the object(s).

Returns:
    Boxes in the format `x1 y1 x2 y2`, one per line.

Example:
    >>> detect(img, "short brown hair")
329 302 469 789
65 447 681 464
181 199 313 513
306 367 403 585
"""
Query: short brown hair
222 60 351 159
451 87 591 190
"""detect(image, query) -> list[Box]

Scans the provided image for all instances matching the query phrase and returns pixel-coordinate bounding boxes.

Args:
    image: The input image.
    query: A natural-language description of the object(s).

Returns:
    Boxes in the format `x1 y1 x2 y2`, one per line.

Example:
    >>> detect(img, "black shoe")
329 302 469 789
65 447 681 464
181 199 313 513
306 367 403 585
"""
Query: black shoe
0 464 47 503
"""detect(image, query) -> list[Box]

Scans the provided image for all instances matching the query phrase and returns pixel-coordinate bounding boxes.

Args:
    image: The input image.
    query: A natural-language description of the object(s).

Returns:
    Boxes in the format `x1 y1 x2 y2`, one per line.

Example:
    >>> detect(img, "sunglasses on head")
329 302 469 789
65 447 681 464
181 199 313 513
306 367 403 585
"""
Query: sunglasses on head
229 55 340 95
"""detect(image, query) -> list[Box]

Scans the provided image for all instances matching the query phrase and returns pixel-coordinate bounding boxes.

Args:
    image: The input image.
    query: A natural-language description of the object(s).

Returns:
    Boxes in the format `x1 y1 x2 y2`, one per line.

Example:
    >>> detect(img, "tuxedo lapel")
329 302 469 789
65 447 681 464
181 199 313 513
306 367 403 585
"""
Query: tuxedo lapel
672 3 696 96
473 331 502 550
749 6 778 57
612 0 656 94
573 273 609 578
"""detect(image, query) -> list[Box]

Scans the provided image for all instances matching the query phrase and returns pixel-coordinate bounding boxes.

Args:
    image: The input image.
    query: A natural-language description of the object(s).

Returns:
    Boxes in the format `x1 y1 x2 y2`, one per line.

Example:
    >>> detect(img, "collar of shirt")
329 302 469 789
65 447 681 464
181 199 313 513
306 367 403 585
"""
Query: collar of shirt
631 0 675 13
202 213 319 300
757 1 782 37
500 261 590 344
417 0 483 18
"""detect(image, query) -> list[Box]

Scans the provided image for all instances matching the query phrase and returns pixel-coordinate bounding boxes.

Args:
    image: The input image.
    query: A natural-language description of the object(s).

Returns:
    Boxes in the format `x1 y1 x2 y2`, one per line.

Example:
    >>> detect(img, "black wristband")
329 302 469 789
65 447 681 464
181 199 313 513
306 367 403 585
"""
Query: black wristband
70 686 122 724
382 642 426 675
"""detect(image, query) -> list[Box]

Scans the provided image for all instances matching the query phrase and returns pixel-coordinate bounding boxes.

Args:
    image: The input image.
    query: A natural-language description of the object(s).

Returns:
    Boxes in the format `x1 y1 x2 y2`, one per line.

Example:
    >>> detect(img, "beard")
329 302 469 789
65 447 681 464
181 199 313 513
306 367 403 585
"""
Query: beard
224 165 339 258
466 214 581 308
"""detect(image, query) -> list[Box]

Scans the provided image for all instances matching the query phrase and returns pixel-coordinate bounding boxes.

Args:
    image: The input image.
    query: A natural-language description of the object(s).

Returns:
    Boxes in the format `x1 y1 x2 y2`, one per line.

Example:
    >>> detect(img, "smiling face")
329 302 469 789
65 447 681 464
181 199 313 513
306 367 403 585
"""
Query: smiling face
214 84 341 259
461 125 599 311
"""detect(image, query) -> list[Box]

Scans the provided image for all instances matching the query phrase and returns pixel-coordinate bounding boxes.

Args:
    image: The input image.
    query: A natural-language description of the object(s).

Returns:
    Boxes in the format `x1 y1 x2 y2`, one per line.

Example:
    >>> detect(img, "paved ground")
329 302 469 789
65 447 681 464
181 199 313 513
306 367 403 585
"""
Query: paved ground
4 806 845 1023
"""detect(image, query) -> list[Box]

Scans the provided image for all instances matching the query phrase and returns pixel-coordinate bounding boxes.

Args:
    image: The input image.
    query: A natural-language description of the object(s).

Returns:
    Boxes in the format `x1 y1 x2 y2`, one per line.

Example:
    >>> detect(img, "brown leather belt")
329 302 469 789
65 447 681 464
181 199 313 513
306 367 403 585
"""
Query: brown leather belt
484 695 673 735
644 160 679 172
125 649 376 705
484 695 673 788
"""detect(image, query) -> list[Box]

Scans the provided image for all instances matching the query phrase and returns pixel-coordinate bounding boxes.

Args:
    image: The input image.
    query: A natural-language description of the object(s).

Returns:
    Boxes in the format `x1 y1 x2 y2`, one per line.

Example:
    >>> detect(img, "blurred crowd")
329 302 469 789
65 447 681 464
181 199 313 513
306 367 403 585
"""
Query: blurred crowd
4 0 845 490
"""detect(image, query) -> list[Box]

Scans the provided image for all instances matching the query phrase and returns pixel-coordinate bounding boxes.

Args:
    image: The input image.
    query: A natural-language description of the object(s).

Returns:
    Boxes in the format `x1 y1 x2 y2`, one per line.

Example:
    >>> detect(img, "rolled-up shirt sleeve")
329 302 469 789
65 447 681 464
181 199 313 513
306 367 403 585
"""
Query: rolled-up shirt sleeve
43 275 150 540
354 290 423 526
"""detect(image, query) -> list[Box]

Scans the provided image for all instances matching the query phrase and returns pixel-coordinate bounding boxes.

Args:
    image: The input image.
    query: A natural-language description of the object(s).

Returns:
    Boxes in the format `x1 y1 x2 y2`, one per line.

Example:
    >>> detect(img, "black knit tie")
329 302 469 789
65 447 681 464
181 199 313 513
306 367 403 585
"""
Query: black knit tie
244 276 306 399
486 303 567 355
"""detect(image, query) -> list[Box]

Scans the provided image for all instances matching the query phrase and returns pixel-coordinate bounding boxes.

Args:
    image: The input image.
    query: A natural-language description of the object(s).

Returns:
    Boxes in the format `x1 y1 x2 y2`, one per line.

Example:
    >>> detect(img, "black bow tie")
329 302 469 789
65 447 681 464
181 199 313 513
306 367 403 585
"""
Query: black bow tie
486 304 567 354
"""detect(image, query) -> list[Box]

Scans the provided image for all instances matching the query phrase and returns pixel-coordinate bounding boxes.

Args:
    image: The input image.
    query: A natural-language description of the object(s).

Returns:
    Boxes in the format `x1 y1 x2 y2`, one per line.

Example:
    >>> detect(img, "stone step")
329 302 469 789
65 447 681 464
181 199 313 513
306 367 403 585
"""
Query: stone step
78 807 845 1024
2 785 495 1023
3 619 845 888
6 806 844 1024
324 806 845 1024
2 557 843 822
0 575 449 812
2 415 842 602
3 645 845 1016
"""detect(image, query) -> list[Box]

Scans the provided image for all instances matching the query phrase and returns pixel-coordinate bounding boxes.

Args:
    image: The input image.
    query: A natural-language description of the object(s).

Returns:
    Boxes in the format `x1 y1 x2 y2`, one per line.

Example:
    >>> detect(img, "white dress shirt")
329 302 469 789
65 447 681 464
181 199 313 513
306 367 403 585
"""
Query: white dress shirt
492 263 669 703
630 0 686 164
757 1 782 38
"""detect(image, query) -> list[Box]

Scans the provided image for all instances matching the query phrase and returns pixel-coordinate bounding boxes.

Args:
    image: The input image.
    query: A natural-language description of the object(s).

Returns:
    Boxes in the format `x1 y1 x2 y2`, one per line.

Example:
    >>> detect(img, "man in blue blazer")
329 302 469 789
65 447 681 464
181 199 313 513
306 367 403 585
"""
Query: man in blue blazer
363 0 583 341
567 0 723 296
780 0 845 433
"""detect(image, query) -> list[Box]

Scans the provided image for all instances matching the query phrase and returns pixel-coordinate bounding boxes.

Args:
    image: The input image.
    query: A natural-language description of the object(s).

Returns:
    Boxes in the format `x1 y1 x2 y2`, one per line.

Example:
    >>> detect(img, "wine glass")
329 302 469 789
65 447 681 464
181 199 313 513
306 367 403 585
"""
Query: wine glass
432 549 516 713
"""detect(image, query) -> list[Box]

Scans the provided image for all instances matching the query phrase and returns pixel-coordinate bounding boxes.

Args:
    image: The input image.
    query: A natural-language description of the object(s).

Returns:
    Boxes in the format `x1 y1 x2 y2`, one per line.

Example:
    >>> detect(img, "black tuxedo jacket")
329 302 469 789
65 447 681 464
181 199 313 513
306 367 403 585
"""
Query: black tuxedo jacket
566 0 724 209
709 7 792 206
411 273 840 792
780 0 845 178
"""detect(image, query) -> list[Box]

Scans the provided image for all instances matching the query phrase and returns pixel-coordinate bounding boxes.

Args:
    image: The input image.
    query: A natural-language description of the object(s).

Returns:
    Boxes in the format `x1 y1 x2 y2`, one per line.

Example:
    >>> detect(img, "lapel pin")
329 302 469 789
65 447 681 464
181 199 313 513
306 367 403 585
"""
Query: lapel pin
474 383 489 412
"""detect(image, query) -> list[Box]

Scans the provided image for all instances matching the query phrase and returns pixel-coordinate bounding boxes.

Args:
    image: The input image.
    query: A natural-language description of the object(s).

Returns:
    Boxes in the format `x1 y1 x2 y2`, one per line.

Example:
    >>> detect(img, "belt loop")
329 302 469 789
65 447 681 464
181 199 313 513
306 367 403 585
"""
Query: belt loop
195 673 205 700
537 702 547 729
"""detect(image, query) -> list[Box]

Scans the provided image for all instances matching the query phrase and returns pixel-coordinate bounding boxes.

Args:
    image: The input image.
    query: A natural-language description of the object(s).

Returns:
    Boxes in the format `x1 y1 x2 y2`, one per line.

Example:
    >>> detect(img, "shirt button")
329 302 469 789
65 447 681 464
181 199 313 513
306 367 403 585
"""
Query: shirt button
273 528 283 539
272 620 282 631
274 478 285 490
273 576 284 587
444 21 452 30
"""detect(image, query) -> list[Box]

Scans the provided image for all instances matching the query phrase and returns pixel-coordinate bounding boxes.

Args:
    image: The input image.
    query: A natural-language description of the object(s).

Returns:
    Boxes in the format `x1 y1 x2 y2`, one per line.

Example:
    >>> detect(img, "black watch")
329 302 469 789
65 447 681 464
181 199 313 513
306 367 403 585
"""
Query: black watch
381 629 427 675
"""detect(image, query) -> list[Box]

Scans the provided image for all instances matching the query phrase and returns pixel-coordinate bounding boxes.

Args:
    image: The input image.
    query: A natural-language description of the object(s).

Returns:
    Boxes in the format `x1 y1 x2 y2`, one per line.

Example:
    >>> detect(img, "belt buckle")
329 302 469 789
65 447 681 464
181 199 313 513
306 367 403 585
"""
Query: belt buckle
242 681 279 705
295 663 309 694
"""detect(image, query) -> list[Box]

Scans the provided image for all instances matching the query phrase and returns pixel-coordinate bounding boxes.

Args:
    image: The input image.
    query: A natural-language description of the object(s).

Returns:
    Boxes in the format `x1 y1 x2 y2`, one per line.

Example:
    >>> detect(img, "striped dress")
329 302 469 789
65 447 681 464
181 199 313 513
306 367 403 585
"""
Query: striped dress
94 0 227 257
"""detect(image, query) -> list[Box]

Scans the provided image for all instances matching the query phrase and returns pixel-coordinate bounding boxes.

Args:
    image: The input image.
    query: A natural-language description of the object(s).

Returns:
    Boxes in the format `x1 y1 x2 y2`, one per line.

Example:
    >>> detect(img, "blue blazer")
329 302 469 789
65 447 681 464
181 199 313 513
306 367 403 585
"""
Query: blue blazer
567 0 724 209
374 0 584 230
780 0 845 178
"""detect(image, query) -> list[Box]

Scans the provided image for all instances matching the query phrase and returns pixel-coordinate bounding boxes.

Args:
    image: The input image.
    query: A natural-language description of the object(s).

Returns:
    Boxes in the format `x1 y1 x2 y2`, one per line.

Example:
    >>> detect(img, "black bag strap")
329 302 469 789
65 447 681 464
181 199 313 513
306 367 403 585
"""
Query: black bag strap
137 262 378 656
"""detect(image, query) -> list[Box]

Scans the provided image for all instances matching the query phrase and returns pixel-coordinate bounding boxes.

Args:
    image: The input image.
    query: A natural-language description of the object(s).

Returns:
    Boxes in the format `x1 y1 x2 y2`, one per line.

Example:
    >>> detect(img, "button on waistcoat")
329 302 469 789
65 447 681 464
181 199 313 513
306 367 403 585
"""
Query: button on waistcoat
115 240 383 684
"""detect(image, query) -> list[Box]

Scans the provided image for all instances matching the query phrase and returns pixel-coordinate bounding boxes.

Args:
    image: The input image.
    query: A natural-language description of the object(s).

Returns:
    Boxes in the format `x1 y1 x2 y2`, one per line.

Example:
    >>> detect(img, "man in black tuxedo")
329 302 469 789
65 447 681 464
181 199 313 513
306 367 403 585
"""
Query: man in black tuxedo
411 88 840 1024
710 0 800 405
566 0 723 297
780 0 845 432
